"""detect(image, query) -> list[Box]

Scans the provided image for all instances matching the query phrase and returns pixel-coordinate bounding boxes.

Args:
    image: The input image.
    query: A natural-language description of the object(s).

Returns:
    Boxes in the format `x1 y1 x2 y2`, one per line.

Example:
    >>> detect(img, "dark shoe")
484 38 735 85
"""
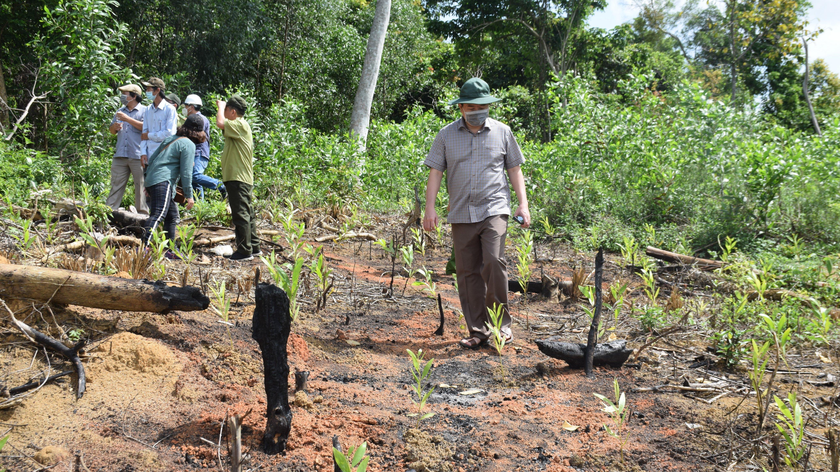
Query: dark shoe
218 185 227 200
228 251 253 261
458 337 486 350
252 249 263 257
164 250 181 260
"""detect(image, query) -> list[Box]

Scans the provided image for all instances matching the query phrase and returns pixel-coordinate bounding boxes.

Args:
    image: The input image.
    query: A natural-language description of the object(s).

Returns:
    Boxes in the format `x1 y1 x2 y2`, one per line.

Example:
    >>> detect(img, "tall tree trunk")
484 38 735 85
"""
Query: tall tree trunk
349 0 391 152
729 7 738 104
802 39 822 136
278 2 293 102
0 59 8 131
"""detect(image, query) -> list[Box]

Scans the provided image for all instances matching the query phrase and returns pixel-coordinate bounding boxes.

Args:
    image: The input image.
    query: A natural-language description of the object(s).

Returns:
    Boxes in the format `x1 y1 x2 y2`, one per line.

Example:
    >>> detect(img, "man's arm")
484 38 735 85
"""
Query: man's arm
140 108 149 158
215 100 226 130
507 165 530 228
422 168 444 232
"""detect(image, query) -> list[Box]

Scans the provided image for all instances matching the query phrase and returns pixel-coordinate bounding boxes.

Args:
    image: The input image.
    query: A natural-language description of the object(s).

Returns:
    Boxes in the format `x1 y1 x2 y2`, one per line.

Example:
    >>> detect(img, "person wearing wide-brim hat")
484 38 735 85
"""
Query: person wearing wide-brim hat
106 84 149 214
422 77 531 350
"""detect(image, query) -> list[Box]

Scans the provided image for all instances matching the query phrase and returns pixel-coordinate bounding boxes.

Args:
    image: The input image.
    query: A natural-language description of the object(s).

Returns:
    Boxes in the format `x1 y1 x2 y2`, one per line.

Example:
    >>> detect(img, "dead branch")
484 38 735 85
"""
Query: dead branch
4 69 48 142
2 299 86 399
226 409 252 472
315 232 377 243
646 246 723 271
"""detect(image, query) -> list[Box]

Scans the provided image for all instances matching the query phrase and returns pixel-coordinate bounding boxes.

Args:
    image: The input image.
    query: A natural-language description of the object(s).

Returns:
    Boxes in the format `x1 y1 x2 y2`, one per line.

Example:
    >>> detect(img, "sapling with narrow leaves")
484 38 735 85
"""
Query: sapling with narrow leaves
594 378 630 463
333 440 370 472
485 303 508 381
406 349 435 426
261 250 305 322
774 392 807 468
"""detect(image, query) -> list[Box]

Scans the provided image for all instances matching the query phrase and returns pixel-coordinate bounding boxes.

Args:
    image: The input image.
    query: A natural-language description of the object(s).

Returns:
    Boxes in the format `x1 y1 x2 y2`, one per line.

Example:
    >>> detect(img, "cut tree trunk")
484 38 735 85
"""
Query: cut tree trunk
0 264 209 313
508 277 573 298
252 282 293 455
535 338 633 368
110 209 147 231
645 246 723 271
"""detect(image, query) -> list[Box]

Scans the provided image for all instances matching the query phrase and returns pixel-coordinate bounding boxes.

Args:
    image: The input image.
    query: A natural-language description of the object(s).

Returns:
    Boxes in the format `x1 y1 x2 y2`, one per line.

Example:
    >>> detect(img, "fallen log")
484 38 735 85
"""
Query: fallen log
53 235 141 253
253 282 293 455
645 246 723 271
0 264 209 313
109 208 148 229
314 232 377 243
194 230 281 247
2 302 87 399
535 338 633 368
508 277 574 298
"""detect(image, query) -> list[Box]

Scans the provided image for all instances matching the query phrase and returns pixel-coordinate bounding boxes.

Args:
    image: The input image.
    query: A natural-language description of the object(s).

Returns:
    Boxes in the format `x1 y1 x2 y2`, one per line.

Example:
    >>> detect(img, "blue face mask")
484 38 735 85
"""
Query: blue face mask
146 91 155 101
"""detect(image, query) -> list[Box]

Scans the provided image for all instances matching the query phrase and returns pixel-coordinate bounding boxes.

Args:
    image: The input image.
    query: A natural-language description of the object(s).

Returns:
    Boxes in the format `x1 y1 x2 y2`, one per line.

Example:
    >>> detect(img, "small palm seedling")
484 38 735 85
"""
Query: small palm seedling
774 392 806 468
210 279 233 347
333 440 370 472
718 235 737 262
639 268 659 303
410 227 426 258
406 349 436 426
172 224 198 264
306 245 333 311
412 267 436 298
11 217 37 253
399 244 416 296
262 250 305 322
485 303 509 381
594 378 630 463
618 235 640 267
515 228 533 303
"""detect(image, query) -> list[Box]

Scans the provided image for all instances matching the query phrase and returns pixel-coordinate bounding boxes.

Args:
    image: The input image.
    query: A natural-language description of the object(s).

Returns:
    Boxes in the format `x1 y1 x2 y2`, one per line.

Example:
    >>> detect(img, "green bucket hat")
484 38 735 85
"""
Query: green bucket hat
449 78 501 105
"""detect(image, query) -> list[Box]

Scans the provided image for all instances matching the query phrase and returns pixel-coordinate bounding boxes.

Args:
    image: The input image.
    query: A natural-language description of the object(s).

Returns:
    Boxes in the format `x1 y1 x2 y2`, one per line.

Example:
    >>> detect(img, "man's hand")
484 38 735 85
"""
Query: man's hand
513 205 531 228
141 132 149 140
115 111 129 121
423 209 439 232
216 100 226 109
109 122 122 133
141 155 148 168
185 198 195 210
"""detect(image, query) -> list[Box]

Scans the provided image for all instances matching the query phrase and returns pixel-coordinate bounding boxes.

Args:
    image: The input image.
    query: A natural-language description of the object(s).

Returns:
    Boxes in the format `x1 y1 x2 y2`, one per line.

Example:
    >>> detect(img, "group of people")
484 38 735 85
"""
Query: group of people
109 74 528 348
107 76 259 261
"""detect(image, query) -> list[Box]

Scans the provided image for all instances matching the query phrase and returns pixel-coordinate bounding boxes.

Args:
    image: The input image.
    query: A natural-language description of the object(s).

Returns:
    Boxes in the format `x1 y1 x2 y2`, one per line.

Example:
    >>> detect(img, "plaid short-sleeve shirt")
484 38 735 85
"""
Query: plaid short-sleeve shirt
424 117 525 224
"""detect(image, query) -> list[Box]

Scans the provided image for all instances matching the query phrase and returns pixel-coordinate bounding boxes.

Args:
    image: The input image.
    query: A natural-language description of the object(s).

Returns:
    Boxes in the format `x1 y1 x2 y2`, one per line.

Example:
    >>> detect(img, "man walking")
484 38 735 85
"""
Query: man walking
105 83 148 214
184 94 225 199
140 77 177 168
422 77 531 349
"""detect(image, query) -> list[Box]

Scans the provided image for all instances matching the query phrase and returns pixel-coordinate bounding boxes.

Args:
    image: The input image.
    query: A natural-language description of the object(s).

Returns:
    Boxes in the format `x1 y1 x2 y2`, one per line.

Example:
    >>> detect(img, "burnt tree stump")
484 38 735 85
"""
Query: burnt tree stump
253 283 293 455
535 339 633 368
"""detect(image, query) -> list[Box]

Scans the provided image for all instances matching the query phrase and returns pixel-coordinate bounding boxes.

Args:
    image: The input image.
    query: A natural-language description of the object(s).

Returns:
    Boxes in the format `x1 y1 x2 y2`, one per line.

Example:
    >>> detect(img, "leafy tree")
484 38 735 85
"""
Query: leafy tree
29 0 130 158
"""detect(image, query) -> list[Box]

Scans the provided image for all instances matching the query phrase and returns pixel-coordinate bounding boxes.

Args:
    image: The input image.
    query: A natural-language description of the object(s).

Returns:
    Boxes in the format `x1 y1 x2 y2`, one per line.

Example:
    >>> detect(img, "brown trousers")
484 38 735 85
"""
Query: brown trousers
451 215 512 340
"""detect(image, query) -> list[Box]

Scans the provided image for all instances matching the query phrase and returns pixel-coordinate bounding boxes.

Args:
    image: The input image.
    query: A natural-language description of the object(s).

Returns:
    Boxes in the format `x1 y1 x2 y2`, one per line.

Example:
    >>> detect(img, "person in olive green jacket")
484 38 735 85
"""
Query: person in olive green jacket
216 95 257 261
141 114 205 251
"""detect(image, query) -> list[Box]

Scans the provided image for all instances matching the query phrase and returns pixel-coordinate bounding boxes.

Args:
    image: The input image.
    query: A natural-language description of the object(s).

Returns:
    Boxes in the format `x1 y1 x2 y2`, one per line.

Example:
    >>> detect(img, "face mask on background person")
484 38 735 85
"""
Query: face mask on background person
464 108 489 127
120 94 129 105
146 91 155 101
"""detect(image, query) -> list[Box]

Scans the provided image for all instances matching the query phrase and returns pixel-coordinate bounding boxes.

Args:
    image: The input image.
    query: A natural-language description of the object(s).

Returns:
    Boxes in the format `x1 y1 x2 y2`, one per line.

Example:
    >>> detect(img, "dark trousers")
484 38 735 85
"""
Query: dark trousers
142 181 179 245
225 180 258 255
451 215 511 340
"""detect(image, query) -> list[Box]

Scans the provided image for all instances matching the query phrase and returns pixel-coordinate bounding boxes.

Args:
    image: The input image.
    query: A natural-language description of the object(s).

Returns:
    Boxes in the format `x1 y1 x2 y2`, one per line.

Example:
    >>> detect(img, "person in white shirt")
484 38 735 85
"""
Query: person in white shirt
139 77 177 168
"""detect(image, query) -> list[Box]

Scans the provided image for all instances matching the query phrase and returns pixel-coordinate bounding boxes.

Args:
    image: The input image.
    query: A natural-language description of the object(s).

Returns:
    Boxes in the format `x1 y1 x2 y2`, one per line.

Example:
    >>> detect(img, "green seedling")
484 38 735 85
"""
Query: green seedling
485 303 508 381
639 268 659 302
172 224 198 263
774 392 806 468
399 244 416 296
718 235 737 262
594 378 630 463
307 245 333 311
406 349 436 425
333 441 370 472
12 217 36 253
580 285 608 340
619 235 640 267
515 228 534 303
412 267 436 298
410 227 426 258
209 279 234 348
261 251 305 322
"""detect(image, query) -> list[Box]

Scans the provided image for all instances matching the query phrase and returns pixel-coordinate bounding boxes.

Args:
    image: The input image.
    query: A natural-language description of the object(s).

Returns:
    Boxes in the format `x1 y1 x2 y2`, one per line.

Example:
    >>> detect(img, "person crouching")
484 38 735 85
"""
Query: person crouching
141 114 204 249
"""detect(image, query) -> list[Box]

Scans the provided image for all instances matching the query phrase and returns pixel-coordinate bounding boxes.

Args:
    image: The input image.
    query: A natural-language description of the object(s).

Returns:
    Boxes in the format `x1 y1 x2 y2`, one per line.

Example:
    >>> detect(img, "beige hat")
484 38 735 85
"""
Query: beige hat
118 84 143 96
